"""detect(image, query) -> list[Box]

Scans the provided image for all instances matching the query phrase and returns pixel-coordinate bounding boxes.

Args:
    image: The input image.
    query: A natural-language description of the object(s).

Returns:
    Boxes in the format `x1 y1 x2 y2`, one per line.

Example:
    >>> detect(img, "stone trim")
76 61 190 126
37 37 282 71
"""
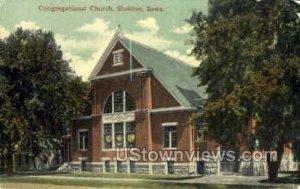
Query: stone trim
162 122 178 126
73 116 92 120
151 106 197 114
102 112 135 123
79 157 88 161
91 68 152 81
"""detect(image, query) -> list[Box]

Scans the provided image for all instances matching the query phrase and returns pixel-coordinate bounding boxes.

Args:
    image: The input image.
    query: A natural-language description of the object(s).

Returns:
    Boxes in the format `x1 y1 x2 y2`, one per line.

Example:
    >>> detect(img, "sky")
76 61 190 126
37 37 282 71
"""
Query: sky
0 0 208 80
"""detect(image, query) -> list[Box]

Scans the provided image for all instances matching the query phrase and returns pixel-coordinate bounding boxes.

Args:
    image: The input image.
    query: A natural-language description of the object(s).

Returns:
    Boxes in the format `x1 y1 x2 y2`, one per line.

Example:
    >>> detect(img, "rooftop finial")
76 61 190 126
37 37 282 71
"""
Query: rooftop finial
115 24 124 38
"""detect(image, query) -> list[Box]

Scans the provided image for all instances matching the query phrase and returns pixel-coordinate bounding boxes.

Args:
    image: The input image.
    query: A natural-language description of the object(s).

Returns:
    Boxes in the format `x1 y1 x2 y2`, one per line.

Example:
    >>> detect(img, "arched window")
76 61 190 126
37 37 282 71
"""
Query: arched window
102 91 136 150
104 91 135 114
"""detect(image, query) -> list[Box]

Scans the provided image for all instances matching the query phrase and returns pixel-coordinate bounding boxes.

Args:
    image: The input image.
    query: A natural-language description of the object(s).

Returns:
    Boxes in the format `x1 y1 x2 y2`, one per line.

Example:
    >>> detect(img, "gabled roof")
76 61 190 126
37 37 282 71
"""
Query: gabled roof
90 34 207 108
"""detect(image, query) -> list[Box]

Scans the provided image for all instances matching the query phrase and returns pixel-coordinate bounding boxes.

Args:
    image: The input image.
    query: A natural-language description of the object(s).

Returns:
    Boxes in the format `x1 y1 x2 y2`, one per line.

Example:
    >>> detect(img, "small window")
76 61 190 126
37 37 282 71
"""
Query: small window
117 161 122 173
163 126 177 149
104 95 112 113
78 130 88 150
129 161 135 173
104 160 110 172
80 160 87 171
113 49 124 66
167 161 175 174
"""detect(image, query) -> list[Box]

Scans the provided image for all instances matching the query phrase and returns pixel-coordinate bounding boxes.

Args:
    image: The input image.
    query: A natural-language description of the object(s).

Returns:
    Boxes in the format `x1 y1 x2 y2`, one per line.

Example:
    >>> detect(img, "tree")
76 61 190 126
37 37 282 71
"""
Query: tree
189 0 300 182
0 28 88 173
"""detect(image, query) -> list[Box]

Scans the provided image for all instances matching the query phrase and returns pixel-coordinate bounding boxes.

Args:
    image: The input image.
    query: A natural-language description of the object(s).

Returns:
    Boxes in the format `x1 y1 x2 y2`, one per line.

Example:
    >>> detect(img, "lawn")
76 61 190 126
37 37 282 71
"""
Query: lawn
0 176 219 189
59 172 201 180
0 173 298 189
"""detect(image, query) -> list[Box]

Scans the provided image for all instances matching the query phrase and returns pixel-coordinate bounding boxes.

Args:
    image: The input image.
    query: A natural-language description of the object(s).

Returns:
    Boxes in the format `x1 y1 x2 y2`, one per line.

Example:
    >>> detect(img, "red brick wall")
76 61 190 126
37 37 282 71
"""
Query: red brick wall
92 73 153 115
151 112 194 162
151 75 180 108
71 119 92 161
97 41 142 76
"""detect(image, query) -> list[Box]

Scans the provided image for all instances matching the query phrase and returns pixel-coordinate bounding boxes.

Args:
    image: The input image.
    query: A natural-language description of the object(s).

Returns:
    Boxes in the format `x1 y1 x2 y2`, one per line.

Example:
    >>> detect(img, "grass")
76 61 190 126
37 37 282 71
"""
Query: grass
0 171 202 180
0 174 298 189
260 171 300 184
59 172 202 180
0 182 96 189
0 176 221 189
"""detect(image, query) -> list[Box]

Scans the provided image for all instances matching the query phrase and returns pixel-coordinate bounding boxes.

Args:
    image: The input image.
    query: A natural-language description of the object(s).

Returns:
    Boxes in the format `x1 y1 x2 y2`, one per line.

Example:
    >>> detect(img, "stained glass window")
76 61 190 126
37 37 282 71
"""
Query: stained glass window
114 91 124 112
103 91 135 113
104 95 112 113
103 122 135 149
103 91 136 150
114 122 124 148
126 122 135 148
104 124 112 149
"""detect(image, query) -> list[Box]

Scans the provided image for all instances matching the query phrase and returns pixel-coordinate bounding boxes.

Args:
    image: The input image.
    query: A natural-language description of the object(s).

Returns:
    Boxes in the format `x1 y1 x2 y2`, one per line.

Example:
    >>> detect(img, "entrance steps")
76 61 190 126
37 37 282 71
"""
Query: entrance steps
57 162 71 172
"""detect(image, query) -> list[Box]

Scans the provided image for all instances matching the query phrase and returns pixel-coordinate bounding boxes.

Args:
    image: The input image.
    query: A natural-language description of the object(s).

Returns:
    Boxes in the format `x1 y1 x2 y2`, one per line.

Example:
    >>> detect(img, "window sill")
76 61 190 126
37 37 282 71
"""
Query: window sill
103 111 135 115
163 148 177 150
79 149 88 152
112 63 124 67
102 148 134 152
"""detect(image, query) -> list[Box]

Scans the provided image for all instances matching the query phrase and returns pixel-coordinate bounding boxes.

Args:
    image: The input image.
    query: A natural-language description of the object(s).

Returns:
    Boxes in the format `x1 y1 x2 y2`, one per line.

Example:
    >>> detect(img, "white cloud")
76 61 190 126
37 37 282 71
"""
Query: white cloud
172 24 192 34
136 17 159 34
126 32 172 50
55 18 114 80
164 50 199 67
4 18 189 80
0 25 9 39
55 33 102 53
125 17 172 50
15 21 40 30
59 17 175 79
64 51 100 81
77 18 111 33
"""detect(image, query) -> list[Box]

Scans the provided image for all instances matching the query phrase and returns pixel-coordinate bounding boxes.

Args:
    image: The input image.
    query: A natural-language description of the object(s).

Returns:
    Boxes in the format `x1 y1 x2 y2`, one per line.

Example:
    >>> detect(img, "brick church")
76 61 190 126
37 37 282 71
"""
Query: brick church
63 31 297 175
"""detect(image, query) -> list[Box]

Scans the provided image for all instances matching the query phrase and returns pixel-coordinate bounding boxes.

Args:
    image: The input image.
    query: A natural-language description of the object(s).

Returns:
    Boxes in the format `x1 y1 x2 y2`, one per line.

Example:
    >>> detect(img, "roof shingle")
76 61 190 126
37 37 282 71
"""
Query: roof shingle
118 36 207 108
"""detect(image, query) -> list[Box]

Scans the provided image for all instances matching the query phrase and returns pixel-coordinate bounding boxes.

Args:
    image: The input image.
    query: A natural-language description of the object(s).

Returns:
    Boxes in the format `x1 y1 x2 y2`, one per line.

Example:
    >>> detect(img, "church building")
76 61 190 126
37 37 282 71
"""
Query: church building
64 31 297 175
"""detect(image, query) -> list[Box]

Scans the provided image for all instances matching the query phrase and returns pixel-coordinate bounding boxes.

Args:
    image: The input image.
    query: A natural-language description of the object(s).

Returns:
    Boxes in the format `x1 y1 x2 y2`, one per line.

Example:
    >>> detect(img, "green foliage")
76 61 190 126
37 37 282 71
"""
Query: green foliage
189 0 300 181
0 28 88 172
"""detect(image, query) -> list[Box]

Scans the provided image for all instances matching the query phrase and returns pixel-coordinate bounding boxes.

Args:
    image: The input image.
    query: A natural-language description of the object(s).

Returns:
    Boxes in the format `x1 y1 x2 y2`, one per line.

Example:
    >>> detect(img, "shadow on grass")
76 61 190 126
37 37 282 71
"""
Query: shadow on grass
259 171 300 184
0 171 68 177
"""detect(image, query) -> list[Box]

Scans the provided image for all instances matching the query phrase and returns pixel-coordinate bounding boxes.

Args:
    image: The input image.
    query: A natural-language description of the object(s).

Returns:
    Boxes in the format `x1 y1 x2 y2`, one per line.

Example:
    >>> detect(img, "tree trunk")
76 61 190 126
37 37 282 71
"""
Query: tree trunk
267 143 284 182
32 156 37 171
298 163 300 180
6 150 14 174
0 150 3 173
267 160 280 182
